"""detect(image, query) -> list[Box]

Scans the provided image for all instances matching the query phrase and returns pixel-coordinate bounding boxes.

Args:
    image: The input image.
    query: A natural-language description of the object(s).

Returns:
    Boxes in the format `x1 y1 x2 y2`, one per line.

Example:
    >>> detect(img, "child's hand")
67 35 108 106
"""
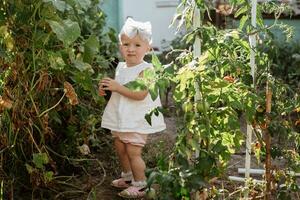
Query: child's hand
98 80 106 96
98 87 106 96
100 77 120 92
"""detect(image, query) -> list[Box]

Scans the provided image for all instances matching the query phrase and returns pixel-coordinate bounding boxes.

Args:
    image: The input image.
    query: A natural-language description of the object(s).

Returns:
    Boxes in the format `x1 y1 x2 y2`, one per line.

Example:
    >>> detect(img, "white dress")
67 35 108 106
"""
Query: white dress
101 61 166 134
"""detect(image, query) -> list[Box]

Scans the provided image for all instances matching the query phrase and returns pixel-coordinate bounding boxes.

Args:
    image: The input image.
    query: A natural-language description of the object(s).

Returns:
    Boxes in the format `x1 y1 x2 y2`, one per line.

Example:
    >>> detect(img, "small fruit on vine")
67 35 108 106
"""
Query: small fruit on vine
182 101 193 112
256 105 265 113
146 188 156 199
197 101 209 113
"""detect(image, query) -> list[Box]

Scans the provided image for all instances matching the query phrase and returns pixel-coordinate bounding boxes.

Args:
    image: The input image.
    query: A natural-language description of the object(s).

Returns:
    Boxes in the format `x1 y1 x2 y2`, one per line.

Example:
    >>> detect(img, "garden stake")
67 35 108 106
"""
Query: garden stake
192 5 201 158
245 1 257 199
192 6 203 200
264 80 272 200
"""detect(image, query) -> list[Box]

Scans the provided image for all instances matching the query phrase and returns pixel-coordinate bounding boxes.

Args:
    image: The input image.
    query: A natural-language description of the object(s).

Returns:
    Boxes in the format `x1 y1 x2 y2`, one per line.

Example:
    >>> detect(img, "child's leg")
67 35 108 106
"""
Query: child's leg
126 143 146 182
111 136 133 188
117 134 148 198
114 137 131 173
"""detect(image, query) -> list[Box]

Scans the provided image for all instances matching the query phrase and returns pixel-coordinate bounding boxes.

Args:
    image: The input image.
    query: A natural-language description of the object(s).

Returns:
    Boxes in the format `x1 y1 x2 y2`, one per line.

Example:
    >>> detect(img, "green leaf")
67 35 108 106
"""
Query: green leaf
151 53 162 70
43 0 71 12
76 0 91 11
72 71 93 91
173 89 185 102
33 153 49 169
48 19 81 47
234 5 248 18
212 78 229 88
239 15 248 30
44 171 54 183
73 60 94 73
154 108 159 116
83 35 99 64
147 171 159 186
124 79 147 91
143 68 156 80
145 113 152 126
48 52 66 70
149 84 159 101
25 164 34 174
157 78 169 92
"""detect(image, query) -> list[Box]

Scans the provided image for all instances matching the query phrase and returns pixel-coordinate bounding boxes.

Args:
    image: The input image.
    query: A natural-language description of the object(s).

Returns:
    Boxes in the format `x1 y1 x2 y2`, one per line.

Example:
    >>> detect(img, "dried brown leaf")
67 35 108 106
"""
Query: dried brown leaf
0 95 13 109
63 81 79 105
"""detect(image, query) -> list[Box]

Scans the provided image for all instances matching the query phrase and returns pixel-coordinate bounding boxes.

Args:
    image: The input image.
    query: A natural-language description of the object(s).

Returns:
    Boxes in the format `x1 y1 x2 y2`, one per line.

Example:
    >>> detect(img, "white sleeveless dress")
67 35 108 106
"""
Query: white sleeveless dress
101 61 166 134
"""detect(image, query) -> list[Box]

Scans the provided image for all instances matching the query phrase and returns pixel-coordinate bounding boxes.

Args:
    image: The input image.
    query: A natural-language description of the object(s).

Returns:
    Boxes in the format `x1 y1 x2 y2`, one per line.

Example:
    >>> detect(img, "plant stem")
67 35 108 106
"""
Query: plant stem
38 93 66 118
25 127 41 153
197 76 211 146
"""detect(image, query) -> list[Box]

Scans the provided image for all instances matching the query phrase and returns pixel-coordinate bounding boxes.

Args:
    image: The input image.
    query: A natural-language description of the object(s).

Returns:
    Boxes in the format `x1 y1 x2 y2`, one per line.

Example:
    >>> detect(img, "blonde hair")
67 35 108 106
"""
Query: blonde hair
119 18 152 45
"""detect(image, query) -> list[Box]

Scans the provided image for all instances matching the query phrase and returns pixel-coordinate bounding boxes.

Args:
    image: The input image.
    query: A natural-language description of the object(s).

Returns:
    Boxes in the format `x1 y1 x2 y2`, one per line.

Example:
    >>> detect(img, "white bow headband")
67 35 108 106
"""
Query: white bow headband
119 18 152 44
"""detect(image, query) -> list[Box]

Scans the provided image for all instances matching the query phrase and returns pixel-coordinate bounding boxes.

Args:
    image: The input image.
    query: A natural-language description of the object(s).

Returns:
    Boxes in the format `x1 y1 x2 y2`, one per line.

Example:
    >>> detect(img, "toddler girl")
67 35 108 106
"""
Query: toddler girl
99 18 166 198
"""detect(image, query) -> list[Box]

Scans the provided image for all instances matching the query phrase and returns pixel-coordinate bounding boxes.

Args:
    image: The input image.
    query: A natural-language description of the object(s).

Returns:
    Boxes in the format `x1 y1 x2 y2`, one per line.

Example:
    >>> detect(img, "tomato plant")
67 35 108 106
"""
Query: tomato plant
146 0 300 199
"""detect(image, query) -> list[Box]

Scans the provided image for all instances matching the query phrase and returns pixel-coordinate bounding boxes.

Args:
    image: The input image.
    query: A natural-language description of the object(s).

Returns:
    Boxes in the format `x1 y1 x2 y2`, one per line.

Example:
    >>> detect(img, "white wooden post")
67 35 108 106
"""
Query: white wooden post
249 0 257 84
245 0 257 199
193 7 205 200
193 8 201 57
193 7 202 158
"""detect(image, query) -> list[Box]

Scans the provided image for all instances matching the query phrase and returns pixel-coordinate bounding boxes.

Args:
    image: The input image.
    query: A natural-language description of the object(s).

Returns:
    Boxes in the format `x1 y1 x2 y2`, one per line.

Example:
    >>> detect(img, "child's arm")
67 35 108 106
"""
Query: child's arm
100 77 148 101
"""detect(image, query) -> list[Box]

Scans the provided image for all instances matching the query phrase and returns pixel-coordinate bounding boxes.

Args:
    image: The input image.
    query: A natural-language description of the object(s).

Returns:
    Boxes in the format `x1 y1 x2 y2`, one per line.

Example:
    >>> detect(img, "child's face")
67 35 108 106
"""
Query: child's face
119 34 150 67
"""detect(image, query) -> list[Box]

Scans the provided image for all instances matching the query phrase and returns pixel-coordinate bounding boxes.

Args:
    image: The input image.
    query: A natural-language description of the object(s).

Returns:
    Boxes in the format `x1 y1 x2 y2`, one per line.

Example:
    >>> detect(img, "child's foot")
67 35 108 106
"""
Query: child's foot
111 171 133 189
118 180 147 199
111 178 131 189
118 186 146 199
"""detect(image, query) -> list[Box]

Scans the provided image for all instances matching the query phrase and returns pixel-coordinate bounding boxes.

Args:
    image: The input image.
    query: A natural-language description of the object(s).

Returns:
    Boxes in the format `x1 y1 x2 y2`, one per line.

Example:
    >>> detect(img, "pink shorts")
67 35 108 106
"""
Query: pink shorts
112 131 148 147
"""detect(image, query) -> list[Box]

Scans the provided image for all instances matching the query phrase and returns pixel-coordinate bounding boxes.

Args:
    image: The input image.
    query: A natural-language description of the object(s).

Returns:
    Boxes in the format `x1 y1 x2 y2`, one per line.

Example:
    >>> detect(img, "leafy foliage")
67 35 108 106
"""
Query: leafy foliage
147 0 300 199
0 0 117 198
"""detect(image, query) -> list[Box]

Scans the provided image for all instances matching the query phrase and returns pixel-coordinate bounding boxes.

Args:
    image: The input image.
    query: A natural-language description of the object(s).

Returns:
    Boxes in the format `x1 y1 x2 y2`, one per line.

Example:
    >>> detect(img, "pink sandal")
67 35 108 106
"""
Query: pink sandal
111 172 133 189
111 178 132 189
118 186 146 199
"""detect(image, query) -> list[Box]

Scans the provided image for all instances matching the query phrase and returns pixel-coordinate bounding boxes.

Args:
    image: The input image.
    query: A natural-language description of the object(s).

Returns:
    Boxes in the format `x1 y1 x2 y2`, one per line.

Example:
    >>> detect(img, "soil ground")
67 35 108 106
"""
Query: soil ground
68 114 298 200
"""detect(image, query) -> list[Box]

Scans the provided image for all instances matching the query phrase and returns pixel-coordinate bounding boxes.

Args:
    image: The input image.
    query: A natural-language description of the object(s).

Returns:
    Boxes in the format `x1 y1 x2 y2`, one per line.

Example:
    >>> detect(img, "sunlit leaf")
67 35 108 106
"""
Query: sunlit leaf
151 53 162 70
239 15 248 30
234 4 248 18
143 68 156 80
124 79 147 91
